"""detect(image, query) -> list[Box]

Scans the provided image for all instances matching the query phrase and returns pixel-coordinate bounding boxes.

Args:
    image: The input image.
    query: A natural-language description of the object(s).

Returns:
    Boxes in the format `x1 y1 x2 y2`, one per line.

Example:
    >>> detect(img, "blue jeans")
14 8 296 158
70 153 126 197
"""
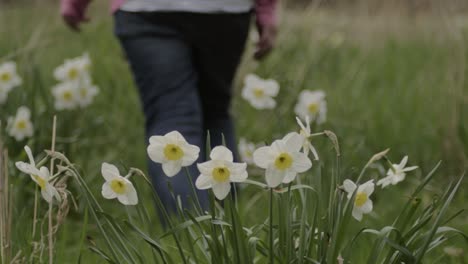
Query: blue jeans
114 11 250 212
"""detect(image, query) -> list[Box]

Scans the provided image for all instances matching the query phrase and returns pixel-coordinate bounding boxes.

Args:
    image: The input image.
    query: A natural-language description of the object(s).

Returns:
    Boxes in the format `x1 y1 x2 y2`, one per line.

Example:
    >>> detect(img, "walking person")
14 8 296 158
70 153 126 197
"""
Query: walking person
60 0 278 211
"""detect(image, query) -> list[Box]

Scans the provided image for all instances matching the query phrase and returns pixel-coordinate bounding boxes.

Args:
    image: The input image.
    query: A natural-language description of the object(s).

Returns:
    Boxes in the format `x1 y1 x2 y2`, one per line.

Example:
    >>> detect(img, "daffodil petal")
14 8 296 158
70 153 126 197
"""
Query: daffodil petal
212 182 231 200
197 161 215 176
24 145 35 166
123 183 138 205
282 169 297 184
230 170 248 183
360 200 373 214
343 179 356 197
265 165 285 188
147 144 166 163
149 135 166 146
361 180 375 196
284 132 303 152
101 163 120 181
39 166 50 180
253 146 272 169
352 209 363 221
291 152 312 173
181 144 200 166
166 131 185 142
195 174 212 189
402 166 418 172
102 182 117 199
210 146 233 162
15 162 37 175
399 156 408 169
162 161 182 177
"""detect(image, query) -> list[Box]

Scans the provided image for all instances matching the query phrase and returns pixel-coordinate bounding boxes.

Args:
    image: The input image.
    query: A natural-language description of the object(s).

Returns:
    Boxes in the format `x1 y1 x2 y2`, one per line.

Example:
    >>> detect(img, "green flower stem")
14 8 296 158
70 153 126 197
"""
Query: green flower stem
269 188 274 264
184 167 203 215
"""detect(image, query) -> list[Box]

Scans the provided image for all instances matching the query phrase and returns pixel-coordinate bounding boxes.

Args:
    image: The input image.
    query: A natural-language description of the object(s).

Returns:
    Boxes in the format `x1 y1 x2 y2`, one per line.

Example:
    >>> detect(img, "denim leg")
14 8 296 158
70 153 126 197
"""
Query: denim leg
189 13 251 160
114 11 208 212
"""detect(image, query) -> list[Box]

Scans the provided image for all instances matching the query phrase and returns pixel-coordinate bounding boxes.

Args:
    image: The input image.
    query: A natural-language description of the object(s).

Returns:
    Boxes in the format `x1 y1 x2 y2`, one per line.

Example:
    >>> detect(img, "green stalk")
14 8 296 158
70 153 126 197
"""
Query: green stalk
184 167 203 215
269 188 274 264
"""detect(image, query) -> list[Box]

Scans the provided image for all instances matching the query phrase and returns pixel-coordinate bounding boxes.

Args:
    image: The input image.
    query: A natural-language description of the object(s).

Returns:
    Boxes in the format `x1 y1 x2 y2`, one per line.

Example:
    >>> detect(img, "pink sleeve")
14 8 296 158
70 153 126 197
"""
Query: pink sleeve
60 0 91 18
254 0 278 27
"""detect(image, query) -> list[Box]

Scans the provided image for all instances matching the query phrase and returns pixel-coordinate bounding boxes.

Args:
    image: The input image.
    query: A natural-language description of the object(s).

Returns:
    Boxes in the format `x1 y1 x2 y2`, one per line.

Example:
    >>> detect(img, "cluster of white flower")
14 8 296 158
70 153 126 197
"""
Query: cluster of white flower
52 53 99 110
242 73 327 125
143 117 318 201
0 61 22 104
341 156 418 221
241 73 418 222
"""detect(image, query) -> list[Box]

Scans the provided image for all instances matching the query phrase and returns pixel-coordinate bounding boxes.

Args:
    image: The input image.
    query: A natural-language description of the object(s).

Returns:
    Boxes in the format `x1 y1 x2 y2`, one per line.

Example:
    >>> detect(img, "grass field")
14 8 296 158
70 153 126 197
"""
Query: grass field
1 1 467 263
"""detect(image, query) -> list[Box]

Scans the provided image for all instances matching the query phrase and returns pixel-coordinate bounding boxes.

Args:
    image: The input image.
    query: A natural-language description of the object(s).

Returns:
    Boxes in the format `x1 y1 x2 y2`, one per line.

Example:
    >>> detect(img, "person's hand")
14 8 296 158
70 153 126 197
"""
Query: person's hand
61 0 89 32
254 22 277 60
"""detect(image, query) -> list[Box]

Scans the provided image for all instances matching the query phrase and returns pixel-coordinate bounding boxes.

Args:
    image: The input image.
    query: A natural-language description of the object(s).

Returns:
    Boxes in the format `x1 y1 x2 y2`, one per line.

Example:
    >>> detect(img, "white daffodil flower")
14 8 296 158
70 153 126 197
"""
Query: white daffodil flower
343 179 374 221
195 146 247 200
54 53 91 82
52 82 79 110
147 131 200 177
295 116 319 160
294 90 327 124
75 77 99 108
377 156 418 188
0 61 22 104
15 146 60 203
7 106 33 141
241 74 279 109
101 163 138 205
238 138 257 165
253 132 312 188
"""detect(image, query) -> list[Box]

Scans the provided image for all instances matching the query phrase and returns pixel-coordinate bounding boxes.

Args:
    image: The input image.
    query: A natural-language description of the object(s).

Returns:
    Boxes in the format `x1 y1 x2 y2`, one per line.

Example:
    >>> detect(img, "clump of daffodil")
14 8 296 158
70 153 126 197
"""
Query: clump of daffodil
377 156 418 188
295 116 319 160
253 132 312 188
241 73 279 110
52 53 99 110
147 131 200 177
7 106 34 141
343 179 374 221
101 163 138 205
15 146 60 203
294 90 327 124
238 138 258 165
195 146 247 200
0 61 22 104
54 53 91 82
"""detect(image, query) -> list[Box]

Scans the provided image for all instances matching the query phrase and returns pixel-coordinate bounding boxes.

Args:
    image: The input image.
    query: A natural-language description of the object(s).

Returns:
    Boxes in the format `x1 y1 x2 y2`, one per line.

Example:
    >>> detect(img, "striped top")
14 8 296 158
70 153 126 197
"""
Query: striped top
120 0 254 13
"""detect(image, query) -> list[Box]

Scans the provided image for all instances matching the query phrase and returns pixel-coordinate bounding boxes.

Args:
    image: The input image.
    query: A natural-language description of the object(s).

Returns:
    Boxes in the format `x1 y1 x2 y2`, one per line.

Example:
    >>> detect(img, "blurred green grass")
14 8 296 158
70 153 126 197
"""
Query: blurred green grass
1 1 467 262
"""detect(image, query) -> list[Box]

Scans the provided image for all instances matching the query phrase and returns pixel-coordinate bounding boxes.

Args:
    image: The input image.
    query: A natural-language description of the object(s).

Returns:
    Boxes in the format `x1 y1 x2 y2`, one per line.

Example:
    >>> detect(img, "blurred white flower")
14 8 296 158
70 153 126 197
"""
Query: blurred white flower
52 82 79 110
377 156 418 188
15 146 60 203
253 132 312 188
343 179 374 221
101 163 138 205
195 146 247 200
238 138 256 165
76 77 99 108
147 131 200 177
0 61 22 104
294 90 327 124
54 53 91 82
295 116 319 160
241 74 279 109
7 106 33 141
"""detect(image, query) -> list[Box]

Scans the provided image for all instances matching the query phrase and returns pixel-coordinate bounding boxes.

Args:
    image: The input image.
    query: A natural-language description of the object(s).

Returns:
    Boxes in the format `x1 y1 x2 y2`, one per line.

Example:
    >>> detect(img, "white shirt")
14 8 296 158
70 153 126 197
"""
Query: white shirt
120 0 253 13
